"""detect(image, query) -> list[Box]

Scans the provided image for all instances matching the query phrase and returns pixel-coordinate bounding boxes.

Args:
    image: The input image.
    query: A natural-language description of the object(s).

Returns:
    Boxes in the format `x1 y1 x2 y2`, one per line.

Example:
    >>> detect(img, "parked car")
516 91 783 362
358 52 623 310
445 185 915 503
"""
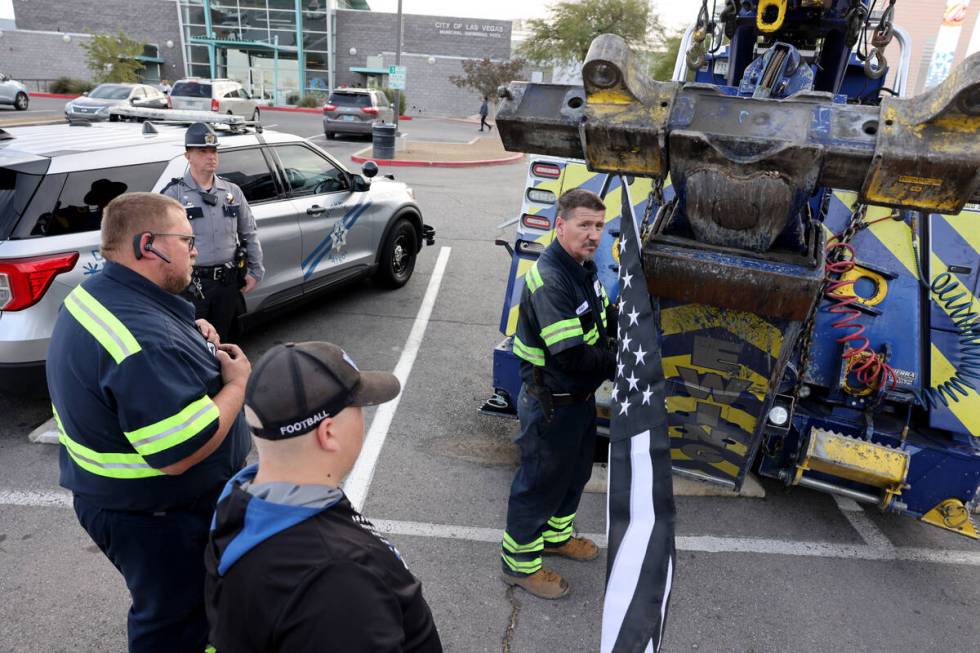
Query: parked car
323 88 395 139
64 83 169 121
0 73 29 111
170 78 260 120
0 113 433 395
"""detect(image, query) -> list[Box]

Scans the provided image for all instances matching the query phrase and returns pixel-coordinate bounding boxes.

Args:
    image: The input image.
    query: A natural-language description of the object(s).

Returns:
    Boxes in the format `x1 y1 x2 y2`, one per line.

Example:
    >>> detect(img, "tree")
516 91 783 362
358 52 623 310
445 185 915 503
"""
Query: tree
518 0 662 65
450 58 528 105
80 31 146 84
647 31 684 81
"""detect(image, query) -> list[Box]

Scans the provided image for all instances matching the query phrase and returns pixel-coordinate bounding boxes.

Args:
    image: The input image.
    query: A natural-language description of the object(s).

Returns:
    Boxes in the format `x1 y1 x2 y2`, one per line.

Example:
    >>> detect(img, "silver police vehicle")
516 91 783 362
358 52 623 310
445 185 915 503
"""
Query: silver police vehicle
0 108 434 395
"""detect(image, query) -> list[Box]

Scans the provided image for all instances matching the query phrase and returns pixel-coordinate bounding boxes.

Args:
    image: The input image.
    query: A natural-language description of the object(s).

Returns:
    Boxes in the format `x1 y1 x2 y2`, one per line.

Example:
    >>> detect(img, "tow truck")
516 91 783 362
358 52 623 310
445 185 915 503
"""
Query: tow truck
486 0 980 538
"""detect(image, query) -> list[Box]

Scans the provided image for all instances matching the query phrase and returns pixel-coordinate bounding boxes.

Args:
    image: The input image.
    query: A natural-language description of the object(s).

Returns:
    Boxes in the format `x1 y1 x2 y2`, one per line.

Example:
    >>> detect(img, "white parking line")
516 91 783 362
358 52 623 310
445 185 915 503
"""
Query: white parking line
371 519 980 567
343 246 452 511
832 494 894 549
3 489 978 566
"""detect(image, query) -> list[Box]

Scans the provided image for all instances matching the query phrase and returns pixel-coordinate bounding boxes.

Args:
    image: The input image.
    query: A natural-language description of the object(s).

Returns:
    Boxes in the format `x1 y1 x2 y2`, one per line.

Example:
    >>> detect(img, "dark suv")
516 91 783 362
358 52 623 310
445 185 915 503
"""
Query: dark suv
322 89 395 139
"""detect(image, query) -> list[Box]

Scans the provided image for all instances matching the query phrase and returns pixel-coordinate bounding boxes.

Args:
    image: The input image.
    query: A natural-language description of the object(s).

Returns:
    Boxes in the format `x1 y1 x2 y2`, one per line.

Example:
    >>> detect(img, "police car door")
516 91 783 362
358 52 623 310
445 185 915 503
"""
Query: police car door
272 143 372 291
213 146 303 310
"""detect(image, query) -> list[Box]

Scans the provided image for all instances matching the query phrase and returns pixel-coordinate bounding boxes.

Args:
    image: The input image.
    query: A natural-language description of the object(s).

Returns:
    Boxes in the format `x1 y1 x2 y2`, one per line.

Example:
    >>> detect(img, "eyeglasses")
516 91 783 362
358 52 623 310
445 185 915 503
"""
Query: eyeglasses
152 233 196 251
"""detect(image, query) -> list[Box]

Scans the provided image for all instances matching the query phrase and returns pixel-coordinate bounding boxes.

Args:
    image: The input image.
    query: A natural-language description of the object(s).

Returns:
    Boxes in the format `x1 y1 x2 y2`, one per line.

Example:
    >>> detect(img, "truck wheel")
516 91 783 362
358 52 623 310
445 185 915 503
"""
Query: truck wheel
251 108 260 121
375 218 417 288
14 93 28 111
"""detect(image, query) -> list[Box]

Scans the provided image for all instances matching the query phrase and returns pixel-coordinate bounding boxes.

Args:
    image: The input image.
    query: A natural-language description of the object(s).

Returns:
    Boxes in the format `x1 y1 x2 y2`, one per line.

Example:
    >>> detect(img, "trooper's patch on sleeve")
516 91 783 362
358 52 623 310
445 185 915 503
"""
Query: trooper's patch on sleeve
576 300 590 316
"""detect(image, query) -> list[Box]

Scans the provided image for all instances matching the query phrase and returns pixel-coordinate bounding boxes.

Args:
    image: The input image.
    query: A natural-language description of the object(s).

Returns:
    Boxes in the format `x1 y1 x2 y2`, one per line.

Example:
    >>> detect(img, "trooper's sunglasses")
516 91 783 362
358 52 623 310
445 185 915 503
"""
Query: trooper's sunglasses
152 233 196 251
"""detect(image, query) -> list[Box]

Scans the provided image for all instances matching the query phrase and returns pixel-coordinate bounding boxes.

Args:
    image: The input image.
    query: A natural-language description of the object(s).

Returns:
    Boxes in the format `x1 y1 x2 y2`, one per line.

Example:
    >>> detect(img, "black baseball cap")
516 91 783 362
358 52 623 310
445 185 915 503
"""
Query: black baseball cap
244 342 400 440
185 122 219 149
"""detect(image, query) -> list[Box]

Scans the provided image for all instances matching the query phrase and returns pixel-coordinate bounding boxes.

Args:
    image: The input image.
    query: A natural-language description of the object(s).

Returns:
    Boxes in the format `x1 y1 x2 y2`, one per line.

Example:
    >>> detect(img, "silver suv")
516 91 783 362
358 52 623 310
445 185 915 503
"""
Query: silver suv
323 88 395 139
170 79 260 121
0 73 29 111
0 110 433 395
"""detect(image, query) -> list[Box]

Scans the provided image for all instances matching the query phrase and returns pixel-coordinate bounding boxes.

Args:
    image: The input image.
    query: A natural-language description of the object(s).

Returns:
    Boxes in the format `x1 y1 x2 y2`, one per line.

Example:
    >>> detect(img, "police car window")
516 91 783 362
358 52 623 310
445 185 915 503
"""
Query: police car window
25 163 167 237
216 148 279 204
274 145 348 197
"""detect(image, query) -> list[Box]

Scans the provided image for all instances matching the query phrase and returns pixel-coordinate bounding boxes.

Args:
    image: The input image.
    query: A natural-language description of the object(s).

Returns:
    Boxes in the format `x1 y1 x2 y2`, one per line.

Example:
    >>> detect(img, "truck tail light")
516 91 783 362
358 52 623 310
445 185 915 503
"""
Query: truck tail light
521 214 551 230
361 106 379 116
0 252 79 312
211 98 220 112
531 162 561 178
323 103 337 112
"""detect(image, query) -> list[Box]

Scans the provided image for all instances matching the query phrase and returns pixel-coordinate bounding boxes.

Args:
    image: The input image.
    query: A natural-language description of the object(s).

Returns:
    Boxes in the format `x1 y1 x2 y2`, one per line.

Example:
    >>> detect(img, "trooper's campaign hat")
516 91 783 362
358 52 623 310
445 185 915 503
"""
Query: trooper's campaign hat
185 122 219 149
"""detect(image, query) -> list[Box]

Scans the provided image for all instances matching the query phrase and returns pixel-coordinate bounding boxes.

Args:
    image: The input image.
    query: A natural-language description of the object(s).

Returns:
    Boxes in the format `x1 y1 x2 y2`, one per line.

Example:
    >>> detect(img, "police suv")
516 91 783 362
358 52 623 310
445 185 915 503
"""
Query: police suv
0 108 433 395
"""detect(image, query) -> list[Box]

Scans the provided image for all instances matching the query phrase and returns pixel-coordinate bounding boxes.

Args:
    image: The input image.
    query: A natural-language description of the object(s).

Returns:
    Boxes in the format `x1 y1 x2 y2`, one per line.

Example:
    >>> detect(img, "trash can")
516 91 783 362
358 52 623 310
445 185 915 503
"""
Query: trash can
372 122 396 160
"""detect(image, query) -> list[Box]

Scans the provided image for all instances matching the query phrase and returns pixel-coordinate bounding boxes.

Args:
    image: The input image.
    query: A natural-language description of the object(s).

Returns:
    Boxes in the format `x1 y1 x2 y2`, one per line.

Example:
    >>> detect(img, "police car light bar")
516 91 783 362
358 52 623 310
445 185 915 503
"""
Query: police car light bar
107 106 261 133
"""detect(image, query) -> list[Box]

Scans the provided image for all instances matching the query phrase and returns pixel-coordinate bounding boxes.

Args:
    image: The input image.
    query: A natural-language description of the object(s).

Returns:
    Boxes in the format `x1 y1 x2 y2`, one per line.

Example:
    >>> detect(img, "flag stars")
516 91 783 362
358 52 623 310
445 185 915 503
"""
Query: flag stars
621 270 633 290
633 345 647 366
641 385 653 405
617 361 625 377
627 307 640 326
619 235 627 254
619 399 630 416
626 372 639 391
621 333 632 352
610 385 619 402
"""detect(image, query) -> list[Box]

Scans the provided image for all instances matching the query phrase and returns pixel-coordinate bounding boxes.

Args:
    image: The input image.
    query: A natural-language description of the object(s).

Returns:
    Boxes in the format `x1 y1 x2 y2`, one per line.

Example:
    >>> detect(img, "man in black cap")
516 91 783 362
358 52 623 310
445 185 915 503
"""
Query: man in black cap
162 122 264 342
204 341 443 653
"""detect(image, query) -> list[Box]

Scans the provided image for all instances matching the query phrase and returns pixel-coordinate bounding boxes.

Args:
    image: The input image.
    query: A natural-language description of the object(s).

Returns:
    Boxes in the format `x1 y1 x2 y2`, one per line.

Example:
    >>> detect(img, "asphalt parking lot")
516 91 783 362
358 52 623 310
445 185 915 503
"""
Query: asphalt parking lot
1 106 978 653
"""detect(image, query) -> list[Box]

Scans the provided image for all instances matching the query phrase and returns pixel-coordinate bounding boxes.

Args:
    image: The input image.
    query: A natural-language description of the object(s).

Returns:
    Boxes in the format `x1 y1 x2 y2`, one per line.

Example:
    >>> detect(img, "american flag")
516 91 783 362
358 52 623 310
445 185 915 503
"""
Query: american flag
600 178 676 653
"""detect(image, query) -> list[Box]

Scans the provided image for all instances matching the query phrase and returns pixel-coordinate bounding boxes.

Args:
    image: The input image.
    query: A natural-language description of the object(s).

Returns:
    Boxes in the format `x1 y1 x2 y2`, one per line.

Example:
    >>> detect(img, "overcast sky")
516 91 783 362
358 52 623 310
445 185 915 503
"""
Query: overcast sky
366 0 704 31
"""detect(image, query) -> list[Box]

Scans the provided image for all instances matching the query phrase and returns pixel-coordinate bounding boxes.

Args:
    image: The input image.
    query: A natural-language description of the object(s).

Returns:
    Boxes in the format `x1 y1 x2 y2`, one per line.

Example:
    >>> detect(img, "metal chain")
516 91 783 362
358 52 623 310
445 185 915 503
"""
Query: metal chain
638 176 666 241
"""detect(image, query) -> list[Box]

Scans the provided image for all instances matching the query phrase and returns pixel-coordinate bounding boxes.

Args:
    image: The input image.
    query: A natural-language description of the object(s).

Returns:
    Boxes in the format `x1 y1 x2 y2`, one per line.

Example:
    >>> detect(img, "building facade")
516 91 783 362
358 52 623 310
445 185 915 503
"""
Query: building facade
0 0 513 116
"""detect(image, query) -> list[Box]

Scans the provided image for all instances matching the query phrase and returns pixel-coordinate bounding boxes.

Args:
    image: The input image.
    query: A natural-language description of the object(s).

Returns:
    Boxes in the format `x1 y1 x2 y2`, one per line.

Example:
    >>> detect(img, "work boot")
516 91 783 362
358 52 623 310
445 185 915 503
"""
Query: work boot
501 569 570 600
542 536 600 561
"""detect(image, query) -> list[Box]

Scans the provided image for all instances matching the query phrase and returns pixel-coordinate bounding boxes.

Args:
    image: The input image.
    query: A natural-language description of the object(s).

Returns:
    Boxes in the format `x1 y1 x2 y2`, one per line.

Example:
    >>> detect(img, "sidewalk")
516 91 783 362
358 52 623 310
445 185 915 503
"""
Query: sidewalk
351 132 521 167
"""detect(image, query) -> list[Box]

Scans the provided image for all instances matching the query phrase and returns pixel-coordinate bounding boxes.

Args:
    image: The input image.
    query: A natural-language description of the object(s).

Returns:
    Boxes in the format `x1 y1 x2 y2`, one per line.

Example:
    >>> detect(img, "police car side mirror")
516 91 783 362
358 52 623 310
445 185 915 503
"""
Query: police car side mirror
361 161 379 178
351 174 371 192
129 97 137 105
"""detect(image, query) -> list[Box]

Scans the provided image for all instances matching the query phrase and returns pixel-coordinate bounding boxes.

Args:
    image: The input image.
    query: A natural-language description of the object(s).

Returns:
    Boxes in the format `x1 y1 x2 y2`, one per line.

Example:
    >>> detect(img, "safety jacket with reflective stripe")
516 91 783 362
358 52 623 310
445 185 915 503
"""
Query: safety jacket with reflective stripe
514 238 613 395
48 262 250 512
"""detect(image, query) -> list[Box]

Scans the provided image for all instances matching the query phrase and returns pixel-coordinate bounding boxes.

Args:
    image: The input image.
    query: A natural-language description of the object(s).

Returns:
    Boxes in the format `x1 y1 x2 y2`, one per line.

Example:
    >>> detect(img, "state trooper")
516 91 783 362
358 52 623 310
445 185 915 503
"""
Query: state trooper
162 122 264 341
500 188 617 600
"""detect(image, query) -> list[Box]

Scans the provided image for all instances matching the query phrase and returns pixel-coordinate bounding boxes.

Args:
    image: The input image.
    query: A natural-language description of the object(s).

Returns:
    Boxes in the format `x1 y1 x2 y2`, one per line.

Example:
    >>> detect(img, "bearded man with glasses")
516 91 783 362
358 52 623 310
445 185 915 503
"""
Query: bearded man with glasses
46 191 254 652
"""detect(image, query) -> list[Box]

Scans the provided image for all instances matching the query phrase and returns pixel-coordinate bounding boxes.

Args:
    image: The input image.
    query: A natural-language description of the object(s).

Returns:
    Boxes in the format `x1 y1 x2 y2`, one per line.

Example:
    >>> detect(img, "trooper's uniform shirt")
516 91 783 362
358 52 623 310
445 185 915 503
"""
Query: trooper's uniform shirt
162 170 264 279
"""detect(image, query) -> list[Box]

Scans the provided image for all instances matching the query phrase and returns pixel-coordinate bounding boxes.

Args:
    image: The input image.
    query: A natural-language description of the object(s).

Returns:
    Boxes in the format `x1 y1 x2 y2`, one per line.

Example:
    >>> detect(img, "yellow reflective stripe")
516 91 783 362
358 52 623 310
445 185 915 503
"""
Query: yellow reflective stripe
124 395 219 456
584 326 599 345
204 647 217 653
548 514 576 529
513 336 545 366
64 286 141 364
501 553 543 574
543 529 573 543
502 532 544 554
525 263 544 294
53 406 163 479
541 318 583 346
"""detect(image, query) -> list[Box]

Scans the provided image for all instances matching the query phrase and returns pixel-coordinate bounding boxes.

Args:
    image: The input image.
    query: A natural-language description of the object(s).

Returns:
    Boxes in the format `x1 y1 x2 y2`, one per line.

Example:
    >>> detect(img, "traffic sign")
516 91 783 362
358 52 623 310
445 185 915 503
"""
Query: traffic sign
387 65 407 90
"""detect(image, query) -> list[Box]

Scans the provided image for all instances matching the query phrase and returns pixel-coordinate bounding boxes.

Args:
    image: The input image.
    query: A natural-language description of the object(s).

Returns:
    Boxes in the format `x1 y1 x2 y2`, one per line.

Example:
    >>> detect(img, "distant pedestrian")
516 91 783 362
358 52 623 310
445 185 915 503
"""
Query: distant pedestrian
479 96 492 132
158 79 171 94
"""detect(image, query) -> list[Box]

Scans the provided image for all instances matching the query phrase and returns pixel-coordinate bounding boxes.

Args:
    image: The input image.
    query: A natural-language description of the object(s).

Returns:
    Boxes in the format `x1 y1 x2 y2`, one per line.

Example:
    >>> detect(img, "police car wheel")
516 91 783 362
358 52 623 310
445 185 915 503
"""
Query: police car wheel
375 218 417 288
14 93 28 111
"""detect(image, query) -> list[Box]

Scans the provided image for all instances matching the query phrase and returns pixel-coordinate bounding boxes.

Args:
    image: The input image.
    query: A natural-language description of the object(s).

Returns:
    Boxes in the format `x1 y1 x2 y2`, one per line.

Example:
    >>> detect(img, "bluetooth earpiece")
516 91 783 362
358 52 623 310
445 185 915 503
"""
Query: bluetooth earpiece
132 232 172 263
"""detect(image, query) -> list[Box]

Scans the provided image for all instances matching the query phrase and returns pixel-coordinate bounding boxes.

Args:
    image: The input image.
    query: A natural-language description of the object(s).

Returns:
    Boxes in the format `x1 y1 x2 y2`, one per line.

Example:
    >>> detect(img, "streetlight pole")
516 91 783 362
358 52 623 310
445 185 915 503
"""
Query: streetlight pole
394 0 403 134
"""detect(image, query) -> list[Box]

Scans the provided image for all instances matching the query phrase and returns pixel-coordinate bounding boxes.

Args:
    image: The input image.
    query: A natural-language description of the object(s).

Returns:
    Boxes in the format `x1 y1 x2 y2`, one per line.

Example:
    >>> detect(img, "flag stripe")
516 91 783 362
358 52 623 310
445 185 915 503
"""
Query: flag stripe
602 430 655 652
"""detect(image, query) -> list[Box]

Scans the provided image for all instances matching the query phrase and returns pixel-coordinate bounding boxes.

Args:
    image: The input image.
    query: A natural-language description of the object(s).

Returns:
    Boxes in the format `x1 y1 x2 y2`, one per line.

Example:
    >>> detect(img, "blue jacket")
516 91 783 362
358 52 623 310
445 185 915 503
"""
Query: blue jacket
48 261 250 511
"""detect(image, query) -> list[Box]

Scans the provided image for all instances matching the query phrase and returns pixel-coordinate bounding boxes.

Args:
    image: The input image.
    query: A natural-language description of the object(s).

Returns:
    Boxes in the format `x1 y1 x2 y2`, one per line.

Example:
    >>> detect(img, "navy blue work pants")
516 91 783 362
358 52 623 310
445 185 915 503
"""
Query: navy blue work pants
505 385 597 555
73 491 220 653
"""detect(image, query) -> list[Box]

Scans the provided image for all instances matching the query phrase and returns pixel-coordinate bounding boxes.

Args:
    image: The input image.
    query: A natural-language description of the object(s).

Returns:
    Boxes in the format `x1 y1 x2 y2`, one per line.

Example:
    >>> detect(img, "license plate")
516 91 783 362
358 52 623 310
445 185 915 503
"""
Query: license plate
342 115 355 121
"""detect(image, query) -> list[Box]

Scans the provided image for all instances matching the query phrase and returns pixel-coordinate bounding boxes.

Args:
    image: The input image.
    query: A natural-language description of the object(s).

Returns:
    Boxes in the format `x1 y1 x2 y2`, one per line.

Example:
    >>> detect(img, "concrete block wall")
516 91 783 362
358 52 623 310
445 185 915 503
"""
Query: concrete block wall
336 9 513 117
6 0 185 83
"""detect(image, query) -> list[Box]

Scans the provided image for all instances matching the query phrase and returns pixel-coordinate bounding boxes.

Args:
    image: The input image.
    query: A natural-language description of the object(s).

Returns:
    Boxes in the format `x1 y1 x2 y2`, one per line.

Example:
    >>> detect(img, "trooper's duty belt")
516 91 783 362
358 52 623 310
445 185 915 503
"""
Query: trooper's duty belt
194 262 235 281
